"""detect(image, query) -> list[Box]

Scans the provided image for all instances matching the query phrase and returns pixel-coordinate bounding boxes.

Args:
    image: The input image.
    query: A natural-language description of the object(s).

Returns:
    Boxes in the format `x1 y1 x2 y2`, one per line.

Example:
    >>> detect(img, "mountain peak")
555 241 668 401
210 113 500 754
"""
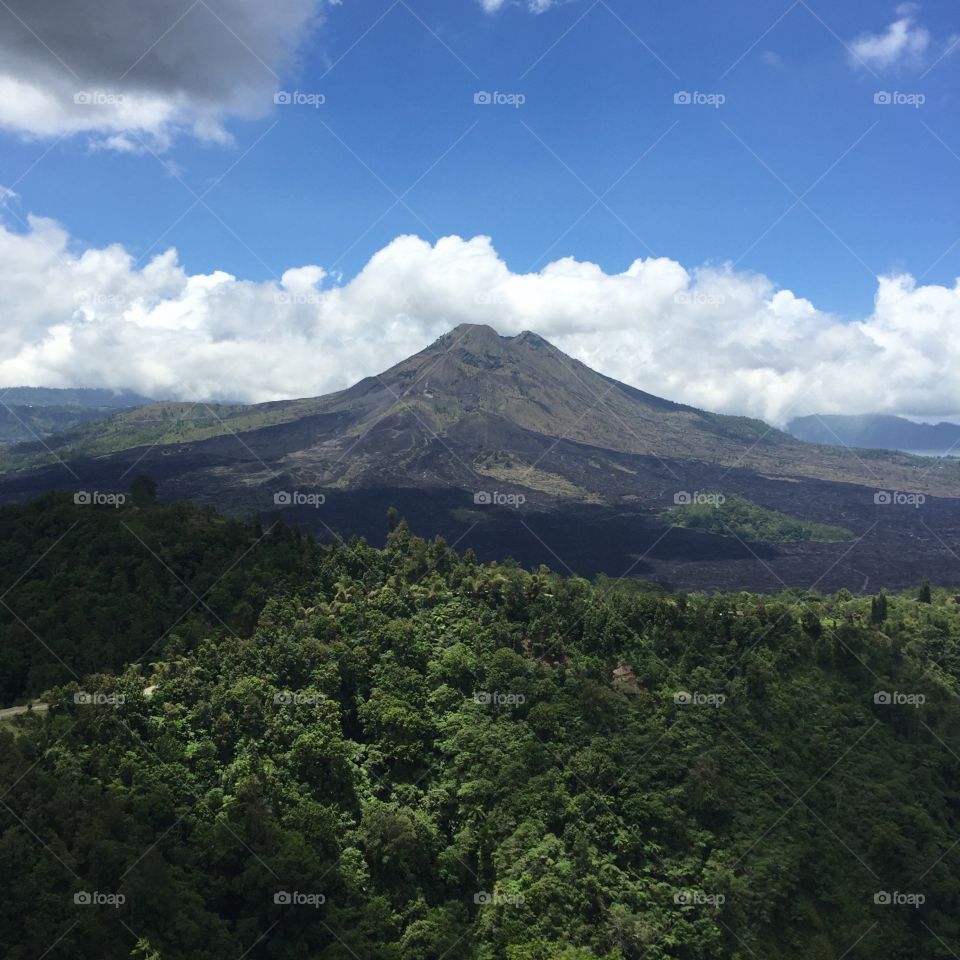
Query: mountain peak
438 323 557 354
440 323 506 349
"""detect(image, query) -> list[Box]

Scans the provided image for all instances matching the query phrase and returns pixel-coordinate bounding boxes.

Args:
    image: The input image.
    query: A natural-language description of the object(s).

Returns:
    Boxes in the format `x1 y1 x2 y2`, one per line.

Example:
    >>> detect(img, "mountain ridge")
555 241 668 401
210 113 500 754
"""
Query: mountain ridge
0 323 958 590
789 413 960 455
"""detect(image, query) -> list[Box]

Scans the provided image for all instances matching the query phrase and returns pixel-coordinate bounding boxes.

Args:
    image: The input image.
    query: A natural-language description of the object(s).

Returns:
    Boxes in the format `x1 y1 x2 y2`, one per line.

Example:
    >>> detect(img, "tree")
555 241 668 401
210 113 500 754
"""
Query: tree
871 593 888 624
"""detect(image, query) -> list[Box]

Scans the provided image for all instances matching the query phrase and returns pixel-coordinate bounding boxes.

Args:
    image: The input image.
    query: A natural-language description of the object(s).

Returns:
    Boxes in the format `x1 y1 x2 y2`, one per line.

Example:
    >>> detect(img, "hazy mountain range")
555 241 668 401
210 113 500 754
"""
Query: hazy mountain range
789 413 960 456
0 387 152 446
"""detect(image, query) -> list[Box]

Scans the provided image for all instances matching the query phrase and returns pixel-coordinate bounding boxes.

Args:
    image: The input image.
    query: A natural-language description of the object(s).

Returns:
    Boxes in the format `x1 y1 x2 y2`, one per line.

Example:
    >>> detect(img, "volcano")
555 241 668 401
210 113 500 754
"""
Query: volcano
1 323 957 591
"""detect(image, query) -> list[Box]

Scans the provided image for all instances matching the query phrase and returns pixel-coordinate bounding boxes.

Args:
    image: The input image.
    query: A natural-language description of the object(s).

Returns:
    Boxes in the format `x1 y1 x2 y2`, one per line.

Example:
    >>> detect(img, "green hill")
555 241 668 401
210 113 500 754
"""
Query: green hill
1 499 958 958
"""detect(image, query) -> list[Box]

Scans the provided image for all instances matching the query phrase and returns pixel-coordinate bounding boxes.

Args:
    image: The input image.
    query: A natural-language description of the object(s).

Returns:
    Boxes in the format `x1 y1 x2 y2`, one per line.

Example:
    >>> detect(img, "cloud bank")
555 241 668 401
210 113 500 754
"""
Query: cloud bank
0 0 329 148
1 216 958 427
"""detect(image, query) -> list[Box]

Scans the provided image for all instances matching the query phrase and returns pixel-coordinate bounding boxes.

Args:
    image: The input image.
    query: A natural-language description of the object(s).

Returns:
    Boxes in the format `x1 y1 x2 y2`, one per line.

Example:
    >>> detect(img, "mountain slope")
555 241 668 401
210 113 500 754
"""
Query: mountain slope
3 324 954 494
3 526 959 959
0 324 958 591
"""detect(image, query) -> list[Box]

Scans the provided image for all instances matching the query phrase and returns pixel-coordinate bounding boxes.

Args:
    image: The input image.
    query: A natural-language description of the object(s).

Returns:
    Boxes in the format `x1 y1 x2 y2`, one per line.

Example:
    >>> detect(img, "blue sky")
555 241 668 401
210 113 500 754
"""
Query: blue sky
0 0 958 421
3 0 958 316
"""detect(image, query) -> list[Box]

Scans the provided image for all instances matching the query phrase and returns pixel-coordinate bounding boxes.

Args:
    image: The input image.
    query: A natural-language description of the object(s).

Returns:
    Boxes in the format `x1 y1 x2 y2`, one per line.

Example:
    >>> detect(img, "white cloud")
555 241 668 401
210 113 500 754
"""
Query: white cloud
1 217 959 426
849 8 931 69
479 0 563 13
0 0 331 149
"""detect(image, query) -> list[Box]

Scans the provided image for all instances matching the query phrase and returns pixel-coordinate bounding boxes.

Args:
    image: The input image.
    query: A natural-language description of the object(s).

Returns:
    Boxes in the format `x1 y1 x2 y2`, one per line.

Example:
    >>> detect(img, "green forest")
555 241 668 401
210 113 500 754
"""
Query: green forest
1 494 958 959
669 495 854 543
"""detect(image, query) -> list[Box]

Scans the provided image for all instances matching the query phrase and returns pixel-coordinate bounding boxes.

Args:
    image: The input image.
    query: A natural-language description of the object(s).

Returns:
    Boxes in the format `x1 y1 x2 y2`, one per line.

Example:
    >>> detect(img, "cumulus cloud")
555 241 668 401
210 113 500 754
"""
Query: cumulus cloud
849 6 931 69
1 216 959 427
0 0 330 148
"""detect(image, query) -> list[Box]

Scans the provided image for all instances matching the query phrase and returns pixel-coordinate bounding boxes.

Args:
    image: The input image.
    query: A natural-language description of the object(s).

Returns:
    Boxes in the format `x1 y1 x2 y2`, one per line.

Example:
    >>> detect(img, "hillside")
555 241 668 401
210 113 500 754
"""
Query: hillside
0 325 953 491
0 325 957 591
1 515 958 958
0 491 321 706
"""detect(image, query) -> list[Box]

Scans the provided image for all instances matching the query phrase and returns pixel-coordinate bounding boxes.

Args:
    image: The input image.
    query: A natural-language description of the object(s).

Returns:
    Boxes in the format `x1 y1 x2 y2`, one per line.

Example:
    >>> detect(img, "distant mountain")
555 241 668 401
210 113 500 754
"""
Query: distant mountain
0 325 957 591
788 413 960 455
0 387 153 446
0 387 153 408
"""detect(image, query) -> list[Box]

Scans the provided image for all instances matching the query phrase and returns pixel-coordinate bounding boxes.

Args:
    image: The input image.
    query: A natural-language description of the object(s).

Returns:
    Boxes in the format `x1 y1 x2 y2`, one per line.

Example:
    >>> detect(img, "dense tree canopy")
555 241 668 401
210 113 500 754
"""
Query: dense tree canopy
0 491 317 705
1 502 958 958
